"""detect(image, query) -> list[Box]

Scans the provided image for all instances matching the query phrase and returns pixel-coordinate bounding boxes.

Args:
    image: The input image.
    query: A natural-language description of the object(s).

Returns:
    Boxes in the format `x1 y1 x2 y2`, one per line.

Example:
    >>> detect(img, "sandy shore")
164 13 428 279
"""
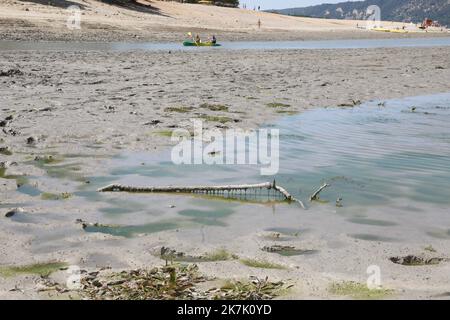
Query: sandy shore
1 0 449 42
1 46 450 299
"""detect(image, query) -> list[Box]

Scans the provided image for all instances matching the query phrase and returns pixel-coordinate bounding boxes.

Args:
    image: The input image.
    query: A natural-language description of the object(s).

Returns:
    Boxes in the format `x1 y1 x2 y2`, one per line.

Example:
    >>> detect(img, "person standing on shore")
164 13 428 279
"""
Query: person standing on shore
257 19 261 29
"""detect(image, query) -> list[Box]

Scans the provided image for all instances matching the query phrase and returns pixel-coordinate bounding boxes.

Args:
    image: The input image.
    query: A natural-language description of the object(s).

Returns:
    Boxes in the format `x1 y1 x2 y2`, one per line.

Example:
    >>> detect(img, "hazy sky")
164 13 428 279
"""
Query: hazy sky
240 0 345 10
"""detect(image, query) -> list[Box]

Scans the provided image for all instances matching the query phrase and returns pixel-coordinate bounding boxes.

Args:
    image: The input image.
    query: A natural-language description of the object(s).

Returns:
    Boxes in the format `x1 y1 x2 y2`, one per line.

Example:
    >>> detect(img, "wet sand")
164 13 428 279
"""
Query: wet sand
1 46 450 299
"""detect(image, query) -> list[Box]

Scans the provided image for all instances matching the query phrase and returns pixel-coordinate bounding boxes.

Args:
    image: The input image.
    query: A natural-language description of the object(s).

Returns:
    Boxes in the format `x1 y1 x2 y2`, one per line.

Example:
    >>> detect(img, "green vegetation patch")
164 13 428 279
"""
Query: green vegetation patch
198 115 233 124
164 106 193 113
262 245 318 257
41 192 72 200
14 175 29 188
240 258 286 270
0 147 12 155
424 245 437 253
161 248 238 263
83 221 180 238
0 167 6 178
34 155 63 165
203 249 238 262
275 110 298 115
154 129 196 138
31 157 86 182
0 168 29 188
329 281 393 299
0 262 67 278
200 103 229 112
155 130 174 137
267 102 291 108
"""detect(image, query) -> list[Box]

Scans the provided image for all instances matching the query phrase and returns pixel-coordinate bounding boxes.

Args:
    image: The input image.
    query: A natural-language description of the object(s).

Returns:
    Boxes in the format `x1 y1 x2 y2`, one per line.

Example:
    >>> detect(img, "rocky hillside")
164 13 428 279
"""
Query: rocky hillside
271 0 450 27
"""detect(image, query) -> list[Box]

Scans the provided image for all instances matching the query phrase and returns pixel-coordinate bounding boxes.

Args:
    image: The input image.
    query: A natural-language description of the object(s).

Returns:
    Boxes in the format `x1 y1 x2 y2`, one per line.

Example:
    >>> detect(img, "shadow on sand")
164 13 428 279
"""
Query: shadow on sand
98 0 164 15
18 0 87 9
18 0 166 16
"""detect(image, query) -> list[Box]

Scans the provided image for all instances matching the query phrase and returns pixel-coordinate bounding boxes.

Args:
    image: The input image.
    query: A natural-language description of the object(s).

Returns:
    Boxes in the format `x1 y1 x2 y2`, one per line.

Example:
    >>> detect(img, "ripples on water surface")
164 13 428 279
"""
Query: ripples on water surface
1 37 450 51
68 93 450 243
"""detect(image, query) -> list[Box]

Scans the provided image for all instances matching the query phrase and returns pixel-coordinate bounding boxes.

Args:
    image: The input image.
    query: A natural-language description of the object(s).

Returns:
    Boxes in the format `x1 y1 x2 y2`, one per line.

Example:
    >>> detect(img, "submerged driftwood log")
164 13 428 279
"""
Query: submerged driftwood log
309 183 330 201
98 181 305 208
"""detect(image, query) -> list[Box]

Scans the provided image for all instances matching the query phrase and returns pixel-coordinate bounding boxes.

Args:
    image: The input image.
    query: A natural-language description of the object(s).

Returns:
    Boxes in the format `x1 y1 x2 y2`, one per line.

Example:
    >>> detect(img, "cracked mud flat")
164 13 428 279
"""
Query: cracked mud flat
1 47 450 299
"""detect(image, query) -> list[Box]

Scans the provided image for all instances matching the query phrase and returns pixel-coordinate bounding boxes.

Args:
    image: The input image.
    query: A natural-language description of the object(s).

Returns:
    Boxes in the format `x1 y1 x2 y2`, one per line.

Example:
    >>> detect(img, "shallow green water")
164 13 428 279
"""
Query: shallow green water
83 220 182 238
8 93 448 242
97 92 450 203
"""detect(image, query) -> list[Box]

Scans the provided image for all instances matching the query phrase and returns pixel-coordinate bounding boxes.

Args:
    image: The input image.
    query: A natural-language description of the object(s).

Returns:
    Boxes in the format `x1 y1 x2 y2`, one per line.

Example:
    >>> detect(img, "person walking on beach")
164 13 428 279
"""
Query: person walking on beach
257 19 261 29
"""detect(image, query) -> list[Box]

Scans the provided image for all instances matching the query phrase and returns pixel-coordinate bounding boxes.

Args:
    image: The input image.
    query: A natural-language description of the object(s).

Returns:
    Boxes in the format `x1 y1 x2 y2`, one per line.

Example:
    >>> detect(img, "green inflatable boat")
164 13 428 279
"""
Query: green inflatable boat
183 41 221 47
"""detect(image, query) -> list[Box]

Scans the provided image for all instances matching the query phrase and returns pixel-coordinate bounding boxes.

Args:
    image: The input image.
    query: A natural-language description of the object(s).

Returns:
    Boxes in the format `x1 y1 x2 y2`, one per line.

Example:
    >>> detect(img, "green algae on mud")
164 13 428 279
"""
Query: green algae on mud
329 281 393 299
155 130 174 137
267 102 291 108
45 164 84 181
83 219 191 238
0 168 30 188
33 155 64 165
0 147 12 155
262 245 318 257
41 192 72 201
0 262 67 278
28 155 86 182
200 103 229 112
275 110 298 115
82 211 238 238
164 106 193 113
240 258 286 270
202 249 238 262
198 115 233 124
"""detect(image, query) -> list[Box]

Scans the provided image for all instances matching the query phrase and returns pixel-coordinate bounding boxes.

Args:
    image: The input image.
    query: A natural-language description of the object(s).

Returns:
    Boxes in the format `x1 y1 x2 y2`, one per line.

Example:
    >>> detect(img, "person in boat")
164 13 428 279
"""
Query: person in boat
195 34 201 44
211 35 217 45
